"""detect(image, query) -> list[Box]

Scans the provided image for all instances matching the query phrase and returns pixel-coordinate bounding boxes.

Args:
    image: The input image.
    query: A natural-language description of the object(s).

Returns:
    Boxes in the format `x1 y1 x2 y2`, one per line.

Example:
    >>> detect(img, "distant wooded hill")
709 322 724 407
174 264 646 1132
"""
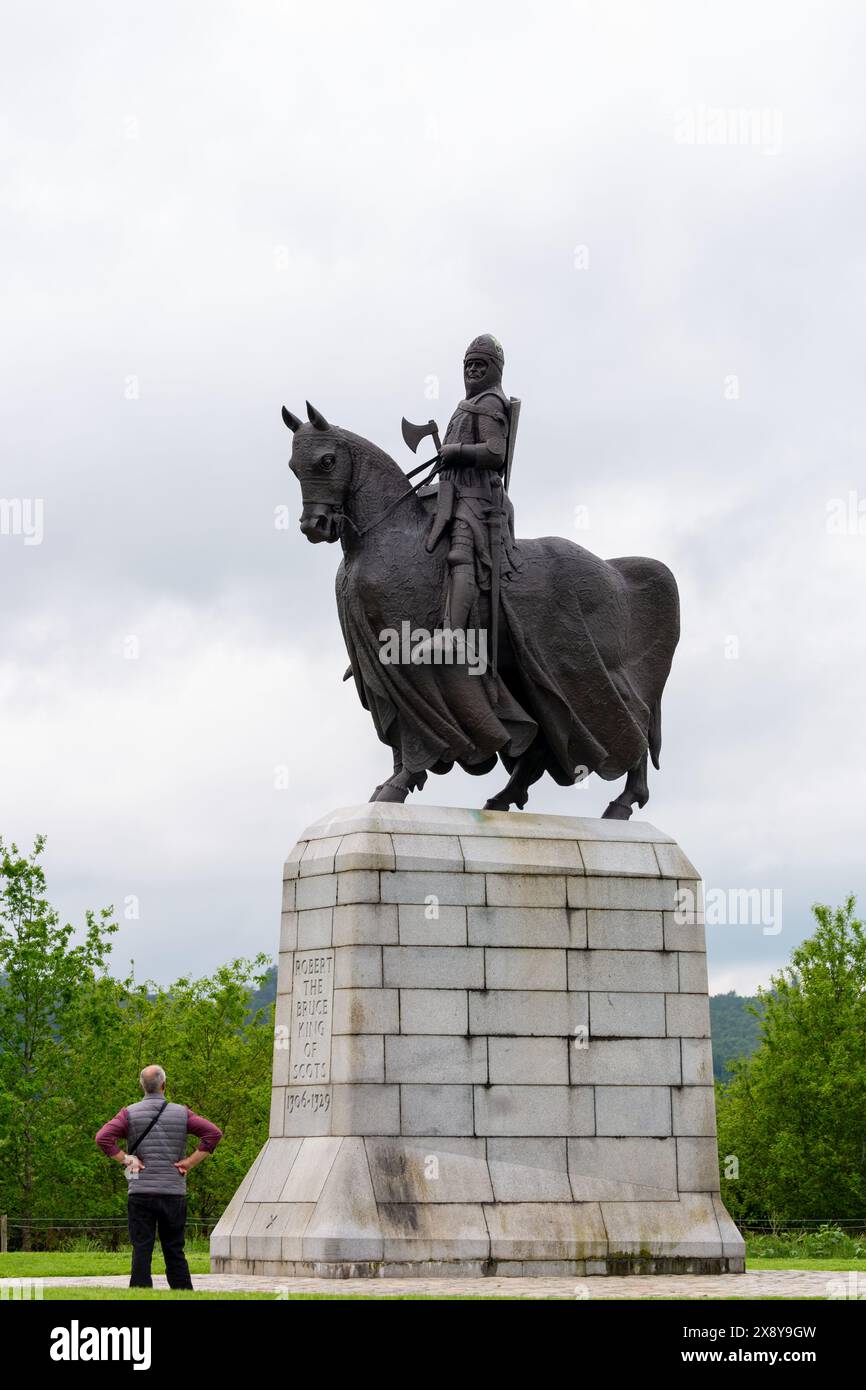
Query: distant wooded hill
709 990 764 1079
248 967 763 1082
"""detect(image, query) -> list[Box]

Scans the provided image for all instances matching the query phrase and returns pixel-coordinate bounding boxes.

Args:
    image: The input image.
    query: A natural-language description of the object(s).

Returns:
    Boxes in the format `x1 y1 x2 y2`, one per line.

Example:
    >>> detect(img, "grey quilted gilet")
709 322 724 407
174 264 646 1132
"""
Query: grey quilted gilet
125 1096 189 1196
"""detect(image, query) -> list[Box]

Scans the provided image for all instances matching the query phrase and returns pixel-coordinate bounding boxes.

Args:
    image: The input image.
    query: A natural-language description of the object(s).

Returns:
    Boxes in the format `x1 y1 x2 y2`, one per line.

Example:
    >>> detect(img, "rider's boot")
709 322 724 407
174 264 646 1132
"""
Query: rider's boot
446 564 477 632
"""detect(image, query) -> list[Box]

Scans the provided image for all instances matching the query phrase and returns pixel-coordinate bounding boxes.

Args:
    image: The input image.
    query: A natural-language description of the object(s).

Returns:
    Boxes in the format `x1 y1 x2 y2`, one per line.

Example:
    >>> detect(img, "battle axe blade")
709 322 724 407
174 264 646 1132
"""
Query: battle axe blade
401 416 442 454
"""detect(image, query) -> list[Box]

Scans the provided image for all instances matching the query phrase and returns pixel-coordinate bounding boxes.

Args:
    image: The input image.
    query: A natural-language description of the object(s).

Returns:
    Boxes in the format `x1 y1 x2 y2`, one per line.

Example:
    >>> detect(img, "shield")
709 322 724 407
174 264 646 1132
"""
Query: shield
505 397 521 491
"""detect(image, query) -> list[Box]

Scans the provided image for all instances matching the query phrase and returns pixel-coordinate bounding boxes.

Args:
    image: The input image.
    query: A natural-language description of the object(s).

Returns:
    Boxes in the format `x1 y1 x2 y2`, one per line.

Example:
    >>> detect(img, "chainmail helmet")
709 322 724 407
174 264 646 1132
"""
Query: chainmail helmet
464 334 505 370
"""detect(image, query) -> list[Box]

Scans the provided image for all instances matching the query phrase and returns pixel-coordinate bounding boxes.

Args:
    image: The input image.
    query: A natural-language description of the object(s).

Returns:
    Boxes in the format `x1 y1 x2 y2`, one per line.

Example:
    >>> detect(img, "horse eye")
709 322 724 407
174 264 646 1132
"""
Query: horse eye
319 453 336 471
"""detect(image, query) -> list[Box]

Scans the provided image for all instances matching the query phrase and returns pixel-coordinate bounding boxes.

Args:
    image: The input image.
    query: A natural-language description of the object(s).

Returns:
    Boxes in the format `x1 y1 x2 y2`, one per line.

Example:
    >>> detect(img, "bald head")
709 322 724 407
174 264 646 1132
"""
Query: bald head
140 1065 166 1095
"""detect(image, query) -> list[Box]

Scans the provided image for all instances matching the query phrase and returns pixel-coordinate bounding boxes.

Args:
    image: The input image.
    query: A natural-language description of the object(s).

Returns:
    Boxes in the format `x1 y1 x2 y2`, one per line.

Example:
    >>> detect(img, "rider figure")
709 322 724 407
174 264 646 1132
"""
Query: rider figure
426 334 516 631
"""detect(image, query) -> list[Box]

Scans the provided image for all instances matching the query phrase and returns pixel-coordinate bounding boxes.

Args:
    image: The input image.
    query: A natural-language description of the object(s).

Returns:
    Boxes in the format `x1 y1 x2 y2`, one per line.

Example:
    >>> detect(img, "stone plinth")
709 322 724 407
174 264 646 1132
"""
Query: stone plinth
211 805 744 1277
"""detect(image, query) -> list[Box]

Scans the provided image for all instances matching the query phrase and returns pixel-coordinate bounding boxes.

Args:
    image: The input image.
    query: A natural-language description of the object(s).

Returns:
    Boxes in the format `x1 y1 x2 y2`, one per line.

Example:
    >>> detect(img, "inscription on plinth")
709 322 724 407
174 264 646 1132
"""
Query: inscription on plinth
285 949 334 1134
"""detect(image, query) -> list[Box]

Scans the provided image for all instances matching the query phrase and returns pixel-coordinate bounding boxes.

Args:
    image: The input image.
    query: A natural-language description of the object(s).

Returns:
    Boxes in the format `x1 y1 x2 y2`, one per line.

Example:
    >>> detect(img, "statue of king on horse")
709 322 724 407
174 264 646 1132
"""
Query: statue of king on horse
282 334 680 817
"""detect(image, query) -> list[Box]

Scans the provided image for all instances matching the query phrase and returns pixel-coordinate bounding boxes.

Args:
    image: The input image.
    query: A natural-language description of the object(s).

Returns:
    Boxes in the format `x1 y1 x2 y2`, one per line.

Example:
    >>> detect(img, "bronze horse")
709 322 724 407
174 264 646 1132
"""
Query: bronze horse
284 401 680 819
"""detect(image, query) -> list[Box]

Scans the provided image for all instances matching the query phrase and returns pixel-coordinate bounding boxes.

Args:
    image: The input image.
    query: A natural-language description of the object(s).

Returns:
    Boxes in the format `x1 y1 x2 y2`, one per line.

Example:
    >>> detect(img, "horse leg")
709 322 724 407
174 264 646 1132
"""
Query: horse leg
601 752 649 821
484 737 547 812
371 747 428 803
370 746 401 802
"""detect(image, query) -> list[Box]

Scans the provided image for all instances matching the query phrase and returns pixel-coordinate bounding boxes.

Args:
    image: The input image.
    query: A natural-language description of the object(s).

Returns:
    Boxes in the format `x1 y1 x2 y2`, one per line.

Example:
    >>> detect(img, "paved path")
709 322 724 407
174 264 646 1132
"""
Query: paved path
1 1270 856 1299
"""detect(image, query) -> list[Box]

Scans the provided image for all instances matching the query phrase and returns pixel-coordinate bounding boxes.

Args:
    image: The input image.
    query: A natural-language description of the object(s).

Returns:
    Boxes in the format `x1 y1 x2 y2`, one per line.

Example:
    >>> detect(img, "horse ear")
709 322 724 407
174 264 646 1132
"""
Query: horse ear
306 400 330 431
282 406 302 432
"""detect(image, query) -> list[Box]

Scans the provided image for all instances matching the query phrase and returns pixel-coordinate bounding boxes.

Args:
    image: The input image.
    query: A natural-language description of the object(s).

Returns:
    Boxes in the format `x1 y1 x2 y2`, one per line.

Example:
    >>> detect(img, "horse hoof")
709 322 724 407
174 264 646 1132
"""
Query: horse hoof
602 800 633 820
483 796 512 812
376 783 410 804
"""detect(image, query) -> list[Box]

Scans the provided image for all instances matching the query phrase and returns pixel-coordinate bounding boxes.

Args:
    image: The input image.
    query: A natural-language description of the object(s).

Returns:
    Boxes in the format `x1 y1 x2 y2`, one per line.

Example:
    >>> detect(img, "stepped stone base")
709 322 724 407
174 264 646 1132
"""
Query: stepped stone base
211 804 744 1277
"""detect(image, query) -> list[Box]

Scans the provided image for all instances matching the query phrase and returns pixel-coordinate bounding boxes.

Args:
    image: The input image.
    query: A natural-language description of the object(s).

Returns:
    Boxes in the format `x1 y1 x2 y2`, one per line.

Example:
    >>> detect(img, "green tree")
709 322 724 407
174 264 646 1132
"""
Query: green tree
0 836 117 1246
1 836 275 1241
717 895 866 1223
90 957 274 1220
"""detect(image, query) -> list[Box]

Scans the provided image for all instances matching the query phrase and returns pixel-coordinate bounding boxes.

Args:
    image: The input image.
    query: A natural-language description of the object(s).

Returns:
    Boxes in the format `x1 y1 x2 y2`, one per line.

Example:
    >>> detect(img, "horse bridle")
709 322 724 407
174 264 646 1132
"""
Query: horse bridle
335 452 443 538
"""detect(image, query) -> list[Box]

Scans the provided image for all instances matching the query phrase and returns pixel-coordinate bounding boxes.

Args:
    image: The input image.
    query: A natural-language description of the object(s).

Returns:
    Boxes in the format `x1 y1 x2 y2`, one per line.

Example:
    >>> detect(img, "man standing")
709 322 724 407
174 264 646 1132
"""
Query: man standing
95 1064 223 1290
426 334 518 638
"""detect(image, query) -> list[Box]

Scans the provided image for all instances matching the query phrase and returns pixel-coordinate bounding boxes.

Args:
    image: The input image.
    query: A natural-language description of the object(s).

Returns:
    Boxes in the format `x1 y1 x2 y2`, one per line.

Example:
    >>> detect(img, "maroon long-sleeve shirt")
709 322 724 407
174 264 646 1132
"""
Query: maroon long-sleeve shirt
95 1105 222 1157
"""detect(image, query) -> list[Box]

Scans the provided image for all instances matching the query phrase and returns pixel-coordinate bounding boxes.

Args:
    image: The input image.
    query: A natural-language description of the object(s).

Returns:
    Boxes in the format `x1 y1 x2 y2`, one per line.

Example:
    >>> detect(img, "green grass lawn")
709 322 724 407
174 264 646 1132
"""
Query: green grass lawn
747 1257 866 1271
0 1251 210 1279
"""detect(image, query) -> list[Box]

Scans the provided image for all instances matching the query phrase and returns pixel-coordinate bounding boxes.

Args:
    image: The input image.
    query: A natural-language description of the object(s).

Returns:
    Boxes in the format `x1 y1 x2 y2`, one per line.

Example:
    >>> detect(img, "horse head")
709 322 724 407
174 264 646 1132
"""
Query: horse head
283 401 426 545
282 401 354 544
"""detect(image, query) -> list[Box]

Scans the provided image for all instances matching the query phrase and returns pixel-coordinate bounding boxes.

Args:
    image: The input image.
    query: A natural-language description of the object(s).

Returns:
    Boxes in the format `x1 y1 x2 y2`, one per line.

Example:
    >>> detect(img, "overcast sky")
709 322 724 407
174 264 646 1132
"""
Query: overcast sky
1 0 864 994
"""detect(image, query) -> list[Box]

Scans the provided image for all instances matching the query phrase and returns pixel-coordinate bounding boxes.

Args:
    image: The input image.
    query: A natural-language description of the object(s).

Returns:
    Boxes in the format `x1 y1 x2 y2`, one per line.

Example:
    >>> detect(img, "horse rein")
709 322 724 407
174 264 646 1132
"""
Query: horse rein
340 454 442 538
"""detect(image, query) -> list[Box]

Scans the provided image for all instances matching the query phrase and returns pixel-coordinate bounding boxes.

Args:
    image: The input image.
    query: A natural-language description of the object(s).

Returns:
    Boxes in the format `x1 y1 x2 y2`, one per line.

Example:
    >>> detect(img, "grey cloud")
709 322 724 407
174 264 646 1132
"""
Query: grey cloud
1 0 864 985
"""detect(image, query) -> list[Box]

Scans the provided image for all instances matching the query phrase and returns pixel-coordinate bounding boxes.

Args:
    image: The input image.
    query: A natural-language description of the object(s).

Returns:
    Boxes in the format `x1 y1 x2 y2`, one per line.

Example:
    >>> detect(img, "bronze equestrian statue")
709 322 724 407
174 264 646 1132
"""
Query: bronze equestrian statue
282 335 680 819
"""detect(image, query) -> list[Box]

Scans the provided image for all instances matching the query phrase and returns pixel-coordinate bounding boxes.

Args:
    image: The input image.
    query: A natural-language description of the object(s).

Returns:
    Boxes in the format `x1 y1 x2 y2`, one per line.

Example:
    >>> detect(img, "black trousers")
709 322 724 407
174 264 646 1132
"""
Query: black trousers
127 1193 193 1289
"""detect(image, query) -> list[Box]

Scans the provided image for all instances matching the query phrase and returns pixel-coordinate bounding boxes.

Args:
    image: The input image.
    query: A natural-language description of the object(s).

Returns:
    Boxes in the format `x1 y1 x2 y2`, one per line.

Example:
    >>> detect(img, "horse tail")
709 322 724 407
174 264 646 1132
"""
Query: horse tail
648 695 662 770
